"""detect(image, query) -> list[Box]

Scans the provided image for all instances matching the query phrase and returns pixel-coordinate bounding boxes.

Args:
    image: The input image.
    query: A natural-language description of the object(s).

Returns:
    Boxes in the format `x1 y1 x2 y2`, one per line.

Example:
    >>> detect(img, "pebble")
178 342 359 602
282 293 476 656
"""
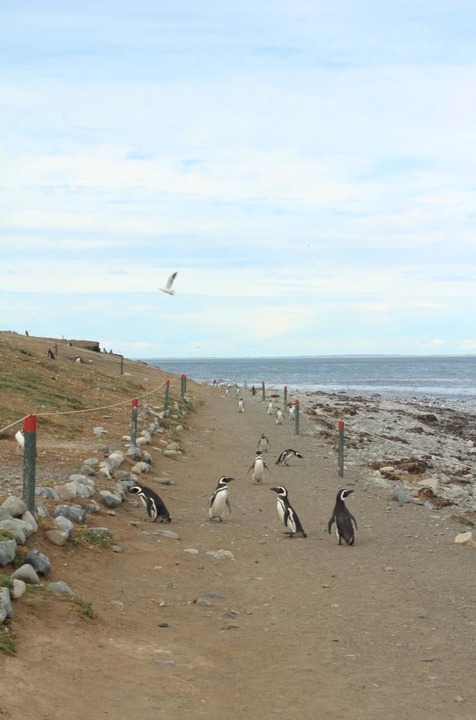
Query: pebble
184 548 199 554
45 529 69 546
154 478 174 485
11 579 26 599
111 600 124 607
158 622 169 628
195 598 211 606
206 550 235 560
202 593 227 599
154 529 181 540
112 545 123 553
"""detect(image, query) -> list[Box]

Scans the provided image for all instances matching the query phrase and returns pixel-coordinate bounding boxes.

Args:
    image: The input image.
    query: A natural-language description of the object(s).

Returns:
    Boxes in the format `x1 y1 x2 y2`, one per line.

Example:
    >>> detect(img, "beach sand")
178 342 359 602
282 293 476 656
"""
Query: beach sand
1 356 476 719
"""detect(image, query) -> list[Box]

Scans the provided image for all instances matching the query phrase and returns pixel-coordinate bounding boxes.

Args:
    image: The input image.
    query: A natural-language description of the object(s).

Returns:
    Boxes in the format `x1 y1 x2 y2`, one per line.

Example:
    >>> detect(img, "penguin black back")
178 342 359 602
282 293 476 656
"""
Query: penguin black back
275 449 304 466
128 484 172 523
328 489 357 545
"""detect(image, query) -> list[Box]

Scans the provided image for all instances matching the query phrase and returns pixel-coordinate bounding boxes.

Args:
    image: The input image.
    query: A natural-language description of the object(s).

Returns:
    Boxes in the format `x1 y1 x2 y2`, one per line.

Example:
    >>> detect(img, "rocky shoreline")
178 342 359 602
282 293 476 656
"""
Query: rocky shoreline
298 389 476 522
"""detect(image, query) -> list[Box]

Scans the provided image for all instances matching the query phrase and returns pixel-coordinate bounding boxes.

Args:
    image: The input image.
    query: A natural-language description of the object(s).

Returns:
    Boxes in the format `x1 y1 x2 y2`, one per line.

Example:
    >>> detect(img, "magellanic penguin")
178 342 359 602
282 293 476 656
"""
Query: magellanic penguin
237 399 245 413
257 434 270 452
275 448 304 466
328 489 358 545
15 428 25 454
128 484 172 523
275 409 283 425
270 486 307 537
267 401 274 415
247 451 270 484
287 405 295 421
208 476 234 521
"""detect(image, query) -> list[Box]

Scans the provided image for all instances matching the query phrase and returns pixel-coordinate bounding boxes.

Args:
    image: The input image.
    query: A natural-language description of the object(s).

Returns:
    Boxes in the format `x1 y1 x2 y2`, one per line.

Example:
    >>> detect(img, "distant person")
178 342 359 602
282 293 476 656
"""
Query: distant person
47 349 55 359
251 386 256 396
25 330 29 337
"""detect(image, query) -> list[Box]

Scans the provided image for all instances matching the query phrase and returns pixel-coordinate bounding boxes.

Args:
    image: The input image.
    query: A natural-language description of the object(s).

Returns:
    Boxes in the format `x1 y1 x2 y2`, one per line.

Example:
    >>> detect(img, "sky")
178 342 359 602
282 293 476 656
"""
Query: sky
1 0 476 358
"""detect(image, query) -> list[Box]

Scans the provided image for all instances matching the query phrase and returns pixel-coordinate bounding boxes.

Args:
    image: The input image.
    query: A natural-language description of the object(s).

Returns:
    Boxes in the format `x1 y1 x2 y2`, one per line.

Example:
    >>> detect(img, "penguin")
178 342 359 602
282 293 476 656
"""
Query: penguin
275 449 304 466
235 387 240 397
275 409 283 425
288 406 295 421
328 489 358 545
237 399 244 413
247 451 270 484
267 401 274 415
257 433 270 452
225 387 229 397
15 428 25 454
270 486 307 537
208 476 234 521
128 484 172 523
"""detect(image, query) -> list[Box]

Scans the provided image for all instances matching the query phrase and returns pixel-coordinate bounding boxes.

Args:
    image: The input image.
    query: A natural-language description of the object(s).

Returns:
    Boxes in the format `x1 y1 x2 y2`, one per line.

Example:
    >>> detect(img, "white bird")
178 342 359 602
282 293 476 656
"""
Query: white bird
159 272 178 295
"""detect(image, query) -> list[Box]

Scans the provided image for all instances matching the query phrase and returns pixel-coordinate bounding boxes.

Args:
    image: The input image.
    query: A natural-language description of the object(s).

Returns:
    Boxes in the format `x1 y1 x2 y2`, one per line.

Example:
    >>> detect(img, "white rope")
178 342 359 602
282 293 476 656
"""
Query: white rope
0 381 168 436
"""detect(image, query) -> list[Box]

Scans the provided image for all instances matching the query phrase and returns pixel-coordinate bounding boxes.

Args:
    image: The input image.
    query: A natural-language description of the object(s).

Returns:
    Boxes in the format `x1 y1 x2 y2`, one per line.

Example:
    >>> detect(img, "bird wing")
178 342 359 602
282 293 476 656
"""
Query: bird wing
350 513 358 531
328 515 335 534
226 497 232 513
165 272 177 290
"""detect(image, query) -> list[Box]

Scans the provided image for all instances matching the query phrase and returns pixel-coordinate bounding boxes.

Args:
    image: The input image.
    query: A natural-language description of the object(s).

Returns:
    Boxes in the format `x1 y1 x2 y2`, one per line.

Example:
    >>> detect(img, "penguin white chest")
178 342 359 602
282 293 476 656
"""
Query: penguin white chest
209 488 228 518
276 497 286 524
253 458 265 482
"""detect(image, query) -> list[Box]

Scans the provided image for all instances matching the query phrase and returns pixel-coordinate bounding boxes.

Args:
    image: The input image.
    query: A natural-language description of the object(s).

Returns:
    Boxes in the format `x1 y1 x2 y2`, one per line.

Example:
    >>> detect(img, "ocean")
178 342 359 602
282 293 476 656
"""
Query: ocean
145 356 476 401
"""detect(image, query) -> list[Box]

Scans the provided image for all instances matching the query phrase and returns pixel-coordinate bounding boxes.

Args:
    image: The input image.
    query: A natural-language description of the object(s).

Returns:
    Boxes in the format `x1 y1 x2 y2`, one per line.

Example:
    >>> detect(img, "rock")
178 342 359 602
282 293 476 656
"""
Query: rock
65 482 91 499
206 550 235 560
36 487 60 500
80 465 96 476
0 587 13 620
93 427 107 438
84 457 99 466
35 499 49 518
101 495 122 509
380 466 396 473
417 478 440 491
0 539 17 566
154 477 174 485
114 471 133 482
454 531 476 546
83 502 99 514
392 488 412 504
69 474 90 484
0 508 12 521
111 545 123 553
48 581 75 596
184 548 199 554
445 485 469 499
201 592 226 599
25 550 51 575
54 505 87 524
154 530 181 540
45 529 69 546
195 598 211 606
176 425 184 432
142 451 152 465
21 511 38 533
1 496 27 517
12 564 40 584
53 486 73 501
163 450 178 459
11 579 26 599
167 443 179 451
0 520 26 545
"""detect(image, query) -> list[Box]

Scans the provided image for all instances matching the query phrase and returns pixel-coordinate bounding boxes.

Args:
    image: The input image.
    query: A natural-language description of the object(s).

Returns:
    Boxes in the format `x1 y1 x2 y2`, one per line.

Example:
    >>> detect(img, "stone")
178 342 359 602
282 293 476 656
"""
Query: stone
0 539 17 566
101 495 121 509
111 545 123 553
54 505 87 524
11 579 26 599
206 550 235 560
201 593 226 599
0 587 13 620
45 529 69 546
163 450 178 459
48 581 75 596
454 531 476 546
69 474 90 484
176 425 184 432
12 564 40 584
154 478 174 485
83 502 99 514
417 478 440 491
53 486 73 501
25 550 51 575
1 496 27 518
35 499 49 518
80 465 96 476
84 457 99 466
36 487 60 500
21 511 38 533
184 548 199 554
64 482 91 499
0 520 25 545
114 471 133 482
195 597 211 606
392 488 412 504
153 529 181 540
0 508 12 521
89 527 113 538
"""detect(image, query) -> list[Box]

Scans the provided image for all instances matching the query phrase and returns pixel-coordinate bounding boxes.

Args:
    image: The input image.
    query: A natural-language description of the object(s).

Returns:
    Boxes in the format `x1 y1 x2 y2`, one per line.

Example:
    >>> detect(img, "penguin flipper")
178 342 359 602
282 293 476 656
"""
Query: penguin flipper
246 464 254 475
328 516 335 534
226 497 232 513
350 513 358 531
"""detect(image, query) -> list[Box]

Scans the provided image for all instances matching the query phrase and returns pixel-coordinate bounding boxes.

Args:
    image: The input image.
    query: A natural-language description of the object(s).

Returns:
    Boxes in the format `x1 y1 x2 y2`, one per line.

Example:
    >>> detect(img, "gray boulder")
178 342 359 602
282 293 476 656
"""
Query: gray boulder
0 587 13 621
101 495 121 509
12 564 40 584
45 529 69 546
54 516 74 537
54 505 86 524
48 581 75 596
21 511 38 533
36 487 60 500
0 538 17 566
392 488 412 504
0 520 25 545
1 496 27 517
35 499 49 518
11 579 26 599
26 550 51 575
80 464 96 476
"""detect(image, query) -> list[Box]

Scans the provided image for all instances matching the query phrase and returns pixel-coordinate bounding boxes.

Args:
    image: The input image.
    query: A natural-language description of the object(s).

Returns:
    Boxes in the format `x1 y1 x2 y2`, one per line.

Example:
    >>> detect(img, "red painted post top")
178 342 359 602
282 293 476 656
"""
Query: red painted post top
181 374 185 379
166 379 170 386
338 420 345 430
284 385 287 390
295 399 300 405
24 414 37 432
132 398 138 407
54 342 57 347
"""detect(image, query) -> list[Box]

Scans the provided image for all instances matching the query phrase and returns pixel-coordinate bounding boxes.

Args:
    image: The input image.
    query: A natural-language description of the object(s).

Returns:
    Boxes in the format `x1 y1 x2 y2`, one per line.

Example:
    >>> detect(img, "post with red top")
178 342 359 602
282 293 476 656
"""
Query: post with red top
338 420 345 478
164 380 170 414
184 374 187 394
22 415 37 514
120 356 124 375
54 342 58 357
283 385 288 412
131 399 138 447
180 374 185 398
295 399 300 435
262 381 266 401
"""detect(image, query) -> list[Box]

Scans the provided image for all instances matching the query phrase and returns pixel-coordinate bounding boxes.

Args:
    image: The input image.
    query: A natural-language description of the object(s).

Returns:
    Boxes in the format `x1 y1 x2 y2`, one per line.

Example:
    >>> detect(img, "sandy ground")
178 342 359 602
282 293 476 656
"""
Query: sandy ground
1 382 476 720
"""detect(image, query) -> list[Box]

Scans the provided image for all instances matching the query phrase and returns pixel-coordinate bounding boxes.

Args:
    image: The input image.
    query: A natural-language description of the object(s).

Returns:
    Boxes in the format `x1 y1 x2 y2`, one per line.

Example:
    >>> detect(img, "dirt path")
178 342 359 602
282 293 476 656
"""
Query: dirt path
2 383 475 719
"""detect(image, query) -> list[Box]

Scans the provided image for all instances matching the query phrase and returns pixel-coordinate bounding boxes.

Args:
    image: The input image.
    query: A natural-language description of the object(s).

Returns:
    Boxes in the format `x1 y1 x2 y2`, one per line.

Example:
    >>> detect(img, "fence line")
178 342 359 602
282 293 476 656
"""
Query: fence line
0 380 168 436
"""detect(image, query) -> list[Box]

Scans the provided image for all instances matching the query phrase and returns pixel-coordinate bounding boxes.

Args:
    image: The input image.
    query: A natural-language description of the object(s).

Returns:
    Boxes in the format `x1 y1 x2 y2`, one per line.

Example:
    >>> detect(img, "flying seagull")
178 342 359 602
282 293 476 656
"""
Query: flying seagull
160 272 177 295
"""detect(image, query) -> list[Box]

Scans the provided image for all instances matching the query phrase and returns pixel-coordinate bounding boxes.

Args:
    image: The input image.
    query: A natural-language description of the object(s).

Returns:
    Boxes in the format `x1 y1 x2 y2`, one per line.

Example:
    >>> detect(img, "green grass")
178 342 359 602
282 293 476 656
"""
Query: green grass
71 528 113 549
26 584 95 619
0 574 13 590
0 529 15 541
0 624 16 655
72 596 95 619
